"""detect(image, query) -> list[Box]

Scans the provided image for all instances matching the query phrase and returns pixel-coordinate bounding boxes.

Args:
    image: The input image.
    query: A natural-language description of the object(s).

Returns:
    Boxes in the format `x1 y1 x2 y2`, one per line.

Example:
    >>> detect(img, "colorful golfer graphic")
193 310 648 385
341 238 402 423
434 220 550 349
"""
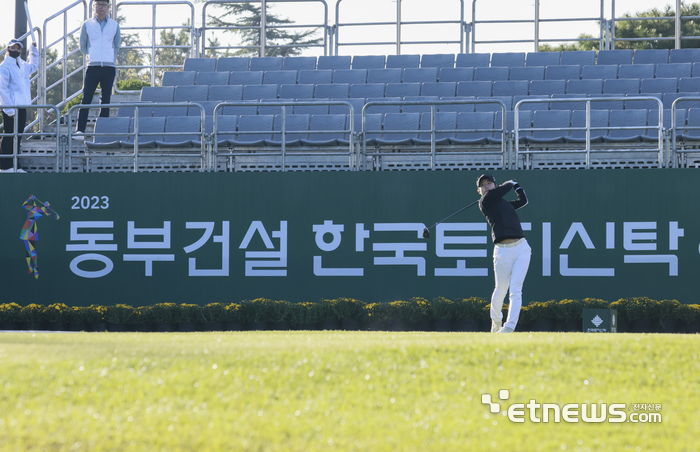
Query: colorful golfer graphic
21 195 60 279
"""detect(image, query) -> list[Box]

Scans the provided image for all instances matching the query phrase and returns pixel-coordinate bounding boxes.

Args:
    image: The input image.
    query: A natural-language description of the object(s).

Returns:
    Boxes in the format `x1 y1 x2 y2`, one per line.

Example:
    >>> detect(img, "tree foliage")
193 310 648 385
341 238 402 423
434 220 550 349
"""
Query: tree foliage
205 3 322 57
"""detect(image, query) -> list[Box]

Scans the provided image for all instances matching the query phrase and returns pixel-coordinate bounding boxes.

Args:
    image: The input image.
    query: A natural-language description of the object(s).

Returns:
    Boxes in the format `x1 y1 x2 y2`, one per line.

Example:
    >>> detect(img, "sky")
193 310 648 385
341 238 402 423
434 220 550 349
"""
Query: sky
1 0 682 56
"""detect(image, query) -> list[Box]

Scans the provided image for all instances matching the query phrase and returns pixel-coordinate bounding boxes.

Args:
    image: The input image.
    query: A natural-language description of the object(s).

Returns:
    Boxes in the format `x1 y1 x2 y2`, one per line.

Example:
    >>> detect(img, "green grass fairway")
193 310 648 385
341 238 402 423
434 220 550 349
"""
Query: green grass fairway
1 332 698 451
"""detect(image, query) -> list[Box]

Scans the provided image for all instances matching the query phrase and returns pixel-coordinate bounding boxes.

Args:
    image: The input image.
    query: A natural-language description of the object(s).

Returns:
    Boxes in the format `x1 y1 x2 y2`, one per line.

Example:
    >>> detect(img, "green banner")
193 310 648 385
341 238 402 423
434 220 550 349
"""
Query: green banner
1 170 697 306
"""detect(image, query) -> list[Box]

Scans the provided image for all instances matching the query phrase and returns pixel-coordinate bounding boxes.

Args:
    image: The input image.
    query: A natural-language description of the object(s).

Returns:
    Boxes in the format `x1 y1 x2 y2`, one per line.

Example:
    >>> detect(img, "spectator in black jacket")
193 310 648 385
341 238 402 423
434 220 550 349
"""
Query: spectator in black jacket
477 173 531 333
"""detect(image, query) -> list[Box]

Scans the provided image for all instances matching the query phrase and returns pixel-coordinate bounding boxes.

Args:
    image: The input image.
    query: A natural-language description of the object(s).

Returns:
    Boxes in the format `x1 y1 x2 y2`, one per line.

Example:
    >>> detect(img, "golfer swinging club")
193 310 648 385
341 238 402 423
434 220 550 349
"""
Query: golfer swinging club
476 173 531 333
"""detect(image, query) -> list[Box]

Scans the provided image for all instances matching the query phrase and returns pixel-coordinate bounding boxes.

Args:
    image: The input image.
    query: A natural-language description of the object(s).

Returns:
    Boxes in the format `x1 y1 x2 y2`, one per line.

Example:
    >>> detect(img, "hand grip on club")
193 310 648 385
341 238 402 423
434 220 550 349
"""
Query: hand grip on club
422 199 479 239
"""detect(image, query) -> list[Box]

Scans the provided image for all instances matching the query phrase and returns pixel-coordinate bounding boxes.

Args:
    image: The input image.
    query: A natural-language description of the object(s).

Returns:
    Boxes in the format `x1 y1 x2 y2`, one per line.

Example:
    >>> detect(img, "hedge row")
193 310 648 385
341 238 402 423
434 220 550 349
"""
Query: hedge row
1 297 699 332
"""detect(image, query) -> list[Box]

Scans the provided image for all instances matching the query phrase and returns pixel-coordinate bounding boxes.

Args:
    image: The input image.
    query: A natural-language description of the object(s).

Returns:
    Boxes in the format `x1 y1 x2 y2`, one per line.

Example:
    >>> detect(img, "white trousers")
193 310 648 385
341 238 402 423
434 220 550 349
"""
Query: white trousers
490 238 532 330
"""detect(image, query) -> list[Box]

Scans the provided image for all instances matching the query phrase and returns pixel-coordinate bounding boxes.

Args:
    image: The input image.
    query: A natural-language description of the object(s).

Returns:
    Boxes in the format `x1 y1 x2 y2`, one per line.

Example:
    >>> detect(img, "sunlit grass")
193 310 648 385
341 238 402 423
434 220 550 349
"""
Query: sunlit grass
0 332 698 451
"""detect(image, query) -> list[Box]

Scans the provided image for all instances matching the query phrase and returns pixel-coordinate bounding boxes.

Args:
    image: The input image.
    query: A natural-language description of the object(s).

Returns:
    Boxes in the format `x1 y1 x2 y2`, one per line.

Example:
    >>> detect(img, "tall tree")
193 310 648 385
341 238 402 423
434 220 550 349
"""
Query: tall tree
614 3 700 49
154 27 192 83
204 2 322 56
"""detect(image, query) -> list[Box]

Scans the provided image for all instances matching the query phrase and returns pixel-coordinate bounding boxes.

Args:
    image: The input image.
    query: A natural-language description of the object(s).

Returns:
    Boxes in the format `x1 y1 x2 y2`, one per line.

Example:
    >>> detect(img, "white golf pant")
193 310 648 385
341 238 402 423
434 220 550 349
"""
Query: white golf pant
490 238 532 330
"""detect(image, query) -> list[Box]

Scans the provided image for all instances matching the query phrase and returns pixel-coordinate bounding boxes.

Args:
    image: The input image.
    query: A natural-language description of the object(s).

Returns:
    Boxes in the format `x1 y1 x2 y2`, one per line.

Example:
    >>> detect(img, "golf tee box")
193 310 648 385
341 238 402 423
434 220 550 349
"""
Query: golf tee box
583 309 618 333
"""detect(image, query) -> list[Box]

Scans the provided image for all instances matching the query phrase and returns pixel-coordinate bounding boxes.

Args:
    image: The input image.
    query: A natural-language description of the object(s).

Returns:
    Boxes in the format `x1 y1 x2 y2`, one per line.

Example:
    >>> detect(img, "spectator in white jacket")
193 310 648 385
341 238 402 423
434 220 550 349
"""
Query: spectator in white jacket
0 39 39 172
75 0 121 138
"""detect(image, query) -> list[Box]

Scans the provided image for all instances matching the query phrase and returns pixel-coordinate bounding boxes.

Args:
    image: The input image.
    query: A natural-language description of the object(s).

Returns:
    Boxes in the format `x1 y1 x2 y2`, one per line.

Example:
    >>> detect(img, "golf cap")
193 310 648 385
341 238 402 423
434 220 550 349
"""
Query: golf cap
476 173 496 187
8 39 23 49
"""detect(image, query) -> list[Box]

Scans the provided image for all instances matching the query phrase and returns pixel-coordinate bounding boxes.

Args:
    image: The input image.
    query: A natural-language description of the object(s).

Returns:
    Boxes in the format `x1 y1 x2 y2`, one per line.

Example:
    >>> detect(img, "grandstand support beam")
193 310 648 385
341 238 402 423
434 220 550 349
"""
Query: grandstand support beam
15 0 28 57
396 0 401 55
533 0 539 53
260 0 267 56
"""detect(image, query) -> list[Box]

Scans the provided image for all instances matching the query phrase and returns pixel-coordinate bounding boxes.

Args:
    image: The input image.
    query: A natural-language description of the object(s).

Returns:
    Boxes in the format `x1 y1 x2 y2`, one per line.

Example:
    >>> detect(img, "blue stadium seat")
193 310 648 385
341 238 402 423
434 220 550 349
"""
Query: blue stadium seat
679 77 700 92
386 54 420 69
365 97 401 114
317 55 352 70
662 92 700 110
123 117 166 148
566 109 608 143
229 71 263 86
267 114 310 145
211 115 238 145
491 52 525 67
231 115 274 145
618 64 654 80
216 57 249 72
645 108 684 141
475 96 512 112
509 66 545 81
183 58 216 73
451 112 493 144
385 83 421 98
86 117 131 149
560 51 596 67
279 84 315 99
402 68 439 83
494 111 531 143
492 81 529 97
187 100 220 117
455 53 490 68
603 78 640 95
332 69 368 84
655 63 692 79
140 86 174 117
456 81 492 97
315 83 349 98
209 85 243 102
421 82 456 98
329 97 364 117
640 78 678 94
162 71 195 87
249 57 283 72
474 67 510 81
221 101 258 116
438 96 476 113
173 85 209 116
624 93 663 111
692 62 700 77
415 111 457 144
401 96 438 113
263 71 298 86
669 48 700 64
258 98 294 116
438 67 474 82
243 84 278 100
282 56 317 71
526 51 560 67
375 113 421 145
513 95 549 112
196 71 229 86
596 49 633 66
550 94 587 111
590 93 624 111
581 65 618 80
349 83 386 98
156 116 201 147
298 69 333 85
529 79 565 95
352 55 386 70
524 110 570 144
545 65 581 81
421 54 455 69
293 99 330 115
679 108 700 141
604 109 647 142
366 69 402 84
566 79 603 95
303 114 348 146
633 49 669 65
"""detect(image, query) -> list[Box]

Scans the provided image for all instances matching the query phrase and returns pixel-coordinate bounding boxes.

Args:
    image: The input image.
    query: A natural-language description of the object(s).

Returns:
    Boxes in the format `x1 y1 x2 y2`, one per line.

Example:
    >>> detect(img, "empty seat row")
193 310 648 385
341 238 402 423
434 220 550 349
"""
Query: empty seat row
163 62 700 88
181 49 700 74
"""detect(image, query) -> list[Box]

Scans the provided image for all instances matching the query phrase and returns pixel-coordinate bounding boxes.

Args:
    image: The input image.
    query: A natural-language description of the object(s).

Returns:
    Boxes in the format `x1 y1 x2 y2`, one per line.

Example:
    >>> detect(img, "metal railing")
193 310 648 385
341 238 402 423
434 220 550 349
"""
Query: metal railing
0 105 62 172
335 0 467 55
514 97 665 169
361 99 508 170
211 100 356 171
671 96 700 168
201 0 329 57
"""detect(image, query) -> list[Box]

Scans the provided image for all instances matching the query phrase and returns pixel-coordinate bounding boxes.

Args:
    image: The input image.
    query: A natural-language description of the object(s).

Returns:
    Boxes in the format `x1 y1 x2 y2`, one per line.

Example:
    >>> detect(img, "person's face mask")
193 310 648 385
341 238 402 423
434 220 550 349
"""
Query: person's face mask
8 50 20 58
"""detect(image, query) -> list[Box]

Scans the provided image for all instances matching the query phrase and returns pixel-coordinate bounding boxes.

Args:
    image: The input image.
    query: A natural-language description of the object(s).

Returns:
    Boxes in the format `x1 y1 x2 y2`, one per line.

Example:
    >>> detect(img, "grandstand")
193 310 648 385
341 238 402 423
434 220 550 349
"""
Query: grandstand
6 0 700 173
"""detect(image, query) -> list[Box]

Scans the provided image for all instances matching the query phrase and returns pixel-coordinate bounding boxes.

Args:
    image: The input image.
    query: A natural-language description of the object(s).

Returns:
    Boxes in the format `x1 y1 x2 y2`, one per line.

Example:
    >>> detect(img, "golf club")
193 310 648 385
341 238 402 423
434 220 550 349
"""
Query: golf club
422 199 479 239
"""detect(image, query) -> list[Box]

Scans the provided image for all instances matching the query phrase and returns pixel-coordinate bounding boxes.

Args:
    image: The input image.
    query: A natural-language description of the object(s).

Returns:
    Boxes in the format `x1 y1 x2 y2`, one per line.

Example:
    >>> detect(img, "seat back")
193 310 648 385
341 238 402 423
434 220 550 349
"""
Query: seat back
491 52 525 67
655 63 692 79
236 115 274 142
352 55 386 70
402 68 438 83
212 115 238 143
163 116 201 143
640 78 678 94
545 65 581 80
196 71 229 86
474 67 509 81
509 66 545 81
243 84 278 100
455 53 490 68
455 112 494 139
315 83 350 99
607 109 647 139
526 51 560 67
279 84 315 99
140 86 174 117
298 69 333 85
560 51 596 67
529 79 565 95
401 96 438 114
456 81 492 97
381 112 420 141
349 83 386 98
531 110 570 139
272 114 310 141
249 57 283 72
438 67 474 82
618 64 654 80
669 48 700 64
92 117 131 144
421 54 455 69
229 71 264 86
385 83 420 98
596 49 633 65
566 79 603 95
130 116 166 143
216 57 249 72
580 65 618 80
162 71 196 87
570 109 609 140
209 85 243 101
633 49 669 65
333 69 368 84
492 80 528 97
263 71 298 86
603 78 640 95
183 58 216 72
282 56 317 71
366 68 402 84
418 111 457 140
308 114 347 141
317 55 351 70
420 82 456 98
386 54 420 69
